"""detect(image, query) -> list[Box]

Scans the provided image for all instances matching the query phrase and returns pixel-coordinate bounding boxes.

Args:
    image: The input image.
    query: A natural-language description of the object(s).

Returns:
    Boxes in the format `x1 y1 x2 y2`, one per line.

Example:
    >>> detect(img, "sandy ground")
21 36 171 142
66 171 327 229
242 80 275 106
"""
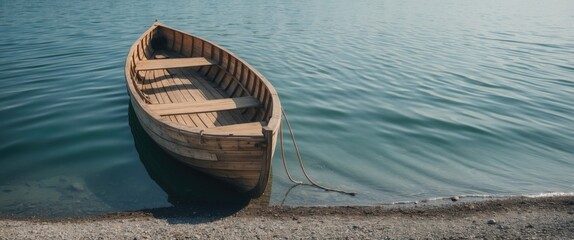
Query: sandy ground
1 196 573 239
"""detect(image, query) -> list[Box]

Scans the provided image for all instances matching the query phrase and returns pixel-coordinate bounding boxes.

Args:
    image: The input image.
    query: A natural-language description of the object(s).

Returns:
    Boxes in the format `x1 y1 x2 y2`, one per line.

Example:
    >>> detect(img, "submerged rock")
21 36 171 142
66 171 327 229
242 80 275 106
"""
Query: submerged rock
70 182 85 192
451 196 459 202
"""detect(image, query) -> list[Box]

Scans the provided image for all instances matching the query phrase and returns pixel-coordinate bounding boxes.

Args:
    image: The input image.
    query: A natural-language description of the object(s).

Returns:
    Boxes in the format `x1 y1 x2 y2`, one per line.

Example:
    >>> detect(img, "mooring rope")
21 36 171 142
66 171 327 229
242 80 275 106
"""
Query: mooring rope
279 124 303 185
279 108 356 196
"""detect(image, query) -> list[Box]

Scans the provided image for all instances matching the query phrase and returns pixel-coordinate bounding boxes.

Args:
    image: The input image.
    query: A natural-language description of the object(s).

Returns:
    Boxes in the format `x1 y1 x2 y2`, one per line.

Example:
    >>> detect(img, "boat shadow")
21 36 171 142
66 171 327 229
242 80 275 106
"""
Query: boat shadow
128 103 270 224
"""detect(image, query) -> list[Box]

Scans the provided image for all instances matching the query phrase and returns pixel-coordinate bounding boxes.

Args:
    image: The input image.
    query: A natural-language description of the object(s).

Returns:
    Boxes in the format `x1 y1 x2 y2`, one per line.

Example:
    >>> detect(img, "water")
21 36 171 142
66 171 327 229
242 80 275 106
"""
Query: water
1 0 573 218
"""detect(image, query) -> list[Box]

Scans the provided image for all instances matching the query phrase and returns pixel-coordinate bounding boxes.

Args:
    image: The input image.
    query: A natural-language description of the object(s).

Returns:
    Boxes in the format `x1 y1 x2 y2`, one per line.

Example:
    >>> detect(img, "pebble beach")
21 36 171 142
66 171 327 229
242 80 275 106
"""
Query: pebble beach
1 196 573 239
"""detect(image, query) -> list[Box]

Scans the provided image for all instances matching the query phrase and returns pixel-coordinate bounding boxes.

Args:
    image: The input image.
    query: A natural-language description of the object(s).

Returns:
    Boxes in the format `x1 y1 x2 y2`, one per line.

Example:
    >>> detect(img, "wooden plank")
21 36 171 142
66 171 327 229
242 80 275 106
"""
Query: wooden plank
197 168 262 179
136 57 214 71
150 69 182 124
170 67 246 125
148 96 261 116
203 122 263 137
243 71 258 120
182 35 193 57
136 110 265 152
162 66 218 127
158 69 199 127
142 71 159 104
164 66 233 126
146 69 176 123
173 31 183 54
206 66 220 81
151 67 191 125
183 161 262 171
144 126 218 161
193 38 203 57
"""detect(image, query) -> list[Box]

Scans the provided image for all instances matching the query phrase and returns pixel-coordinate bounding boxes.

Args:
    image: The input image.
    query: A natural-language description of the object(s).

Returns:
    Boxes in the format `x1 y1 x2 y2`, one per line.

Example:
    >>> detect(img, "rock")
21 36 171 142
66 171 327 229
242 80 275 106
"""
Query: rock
487 219 496 225
70 182 85 192
497 225 509 230
451 196 459 202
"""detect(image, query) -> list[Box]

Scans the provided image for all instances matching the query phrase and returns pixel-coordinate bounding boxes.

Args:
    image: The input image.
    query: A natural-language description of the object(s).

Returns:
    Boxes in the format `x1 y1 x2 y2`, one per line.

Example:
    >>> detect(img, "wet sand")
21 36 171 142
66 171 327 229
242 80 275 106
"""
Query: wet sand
1 196 573 239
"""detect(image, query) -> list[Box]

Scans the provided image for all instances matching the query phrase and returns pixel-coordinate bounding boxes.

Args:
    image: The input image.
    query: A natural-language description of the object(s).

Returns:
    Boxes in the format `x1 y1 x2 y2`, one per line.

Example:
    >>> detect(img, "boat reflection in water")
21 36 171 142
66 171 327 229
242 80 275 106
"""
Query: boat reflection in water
128 104 270 208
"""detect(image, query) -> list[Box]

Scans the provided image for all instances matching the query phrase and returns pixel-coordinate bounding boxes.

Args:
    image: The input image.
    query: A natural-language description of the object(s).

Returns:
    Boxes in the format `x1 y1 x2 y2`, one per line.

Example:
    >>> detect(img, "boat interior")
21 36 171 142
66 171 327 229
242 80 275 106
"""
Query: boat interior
128 25 275 137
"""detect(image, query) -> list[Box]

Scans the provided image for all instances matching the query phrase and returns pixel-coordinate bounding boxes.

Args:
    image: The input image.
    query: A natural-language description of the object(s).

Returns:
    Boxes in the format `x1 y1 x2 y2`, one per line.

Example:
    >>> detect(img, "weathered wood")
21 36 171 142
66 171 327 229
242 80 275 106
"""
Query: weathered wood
125 22 281 197
136 57 214 71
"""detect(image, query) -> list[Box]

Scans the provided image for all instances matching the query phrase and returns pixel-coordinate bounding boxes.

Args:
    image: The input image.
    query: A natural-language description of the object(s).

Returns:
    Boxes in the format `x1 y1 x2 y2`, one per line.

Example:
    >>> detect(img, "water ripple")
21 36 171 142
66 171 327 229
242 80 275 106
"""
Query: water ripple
1 0 574 216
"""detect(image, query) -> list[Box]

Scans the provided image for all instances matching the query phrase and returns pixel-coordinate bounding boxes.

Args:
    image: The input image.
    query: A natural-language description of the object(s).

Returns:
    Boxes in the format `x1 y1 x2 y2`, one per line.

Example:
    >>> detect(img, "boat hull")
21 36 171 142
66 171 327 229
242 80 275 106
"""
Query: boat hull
125 23 281 197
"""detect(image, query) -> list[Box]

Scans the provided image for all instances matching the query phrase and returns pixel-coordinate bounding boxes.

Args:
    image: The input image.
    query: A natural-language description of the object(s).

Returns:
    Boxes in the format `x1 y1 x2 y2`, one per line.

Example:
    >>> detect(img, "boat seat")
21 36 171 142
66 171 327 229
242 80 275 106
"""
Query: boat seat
203 122 264 137
136 57 214 71
147 96 262 116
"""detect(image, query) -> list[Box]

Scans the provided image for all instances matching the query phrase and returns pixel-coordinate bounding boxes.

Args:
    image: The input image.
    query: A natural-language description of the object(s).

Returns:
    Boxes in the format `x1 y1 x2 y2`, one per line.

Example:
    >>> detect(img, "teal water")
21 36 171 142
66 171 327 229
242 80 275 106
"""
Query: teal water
1 0 573 218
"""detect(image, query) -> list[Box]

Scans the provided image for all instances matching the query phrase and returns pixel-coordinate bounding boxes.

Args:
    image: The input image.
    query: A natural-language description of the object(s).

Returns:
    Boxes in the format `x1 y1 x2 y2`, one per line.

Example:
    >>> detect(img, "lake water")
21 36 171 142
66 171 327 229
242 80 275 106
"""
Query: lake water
1 0 573 218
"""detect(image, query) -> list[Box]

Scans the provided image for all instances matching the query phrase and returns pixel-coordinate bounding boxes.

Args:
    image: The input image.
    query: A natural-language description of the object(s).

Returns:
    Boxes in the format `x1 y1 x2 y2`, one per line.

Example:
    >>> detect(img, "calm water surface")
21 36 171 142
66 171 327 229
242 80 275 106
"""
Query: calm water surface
1 0 573 218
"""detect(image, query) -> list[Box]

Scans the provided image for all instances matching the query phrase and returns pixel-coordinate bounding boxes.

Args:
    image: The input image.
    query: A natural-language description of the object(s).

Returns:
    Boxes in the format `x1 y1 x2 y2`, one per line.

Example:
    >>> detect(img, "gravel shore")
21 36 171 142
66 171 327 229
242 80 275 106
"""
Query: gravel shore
1 196 573 239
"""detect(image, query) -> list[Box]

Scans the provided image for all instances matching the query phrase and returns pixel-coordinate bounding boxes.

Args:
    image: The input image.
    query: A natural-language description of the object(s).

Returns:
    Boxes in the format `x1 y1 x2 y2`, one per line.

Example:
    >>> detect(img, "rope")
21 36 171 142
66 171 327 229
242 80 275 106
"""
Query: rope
279 108 356 196
279 123 303 184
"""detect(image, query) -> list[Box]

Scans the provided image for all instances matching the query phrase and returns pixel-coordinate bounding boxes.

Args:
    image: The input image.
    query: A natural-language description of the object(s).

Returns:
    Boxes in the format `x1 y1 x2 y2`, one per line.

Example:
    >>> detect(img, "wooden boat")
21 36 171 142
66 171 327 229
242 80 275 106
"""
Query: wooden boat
124 22 281 197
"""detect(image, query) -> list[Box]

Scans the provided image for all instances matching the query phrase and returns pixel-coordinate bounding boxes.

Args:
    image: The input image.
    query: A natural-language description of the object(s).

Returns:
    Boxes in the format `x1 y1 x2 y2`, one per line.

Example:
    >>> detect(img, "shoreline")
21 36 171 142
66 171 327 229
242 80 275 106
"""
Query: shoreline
1 196 573 239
